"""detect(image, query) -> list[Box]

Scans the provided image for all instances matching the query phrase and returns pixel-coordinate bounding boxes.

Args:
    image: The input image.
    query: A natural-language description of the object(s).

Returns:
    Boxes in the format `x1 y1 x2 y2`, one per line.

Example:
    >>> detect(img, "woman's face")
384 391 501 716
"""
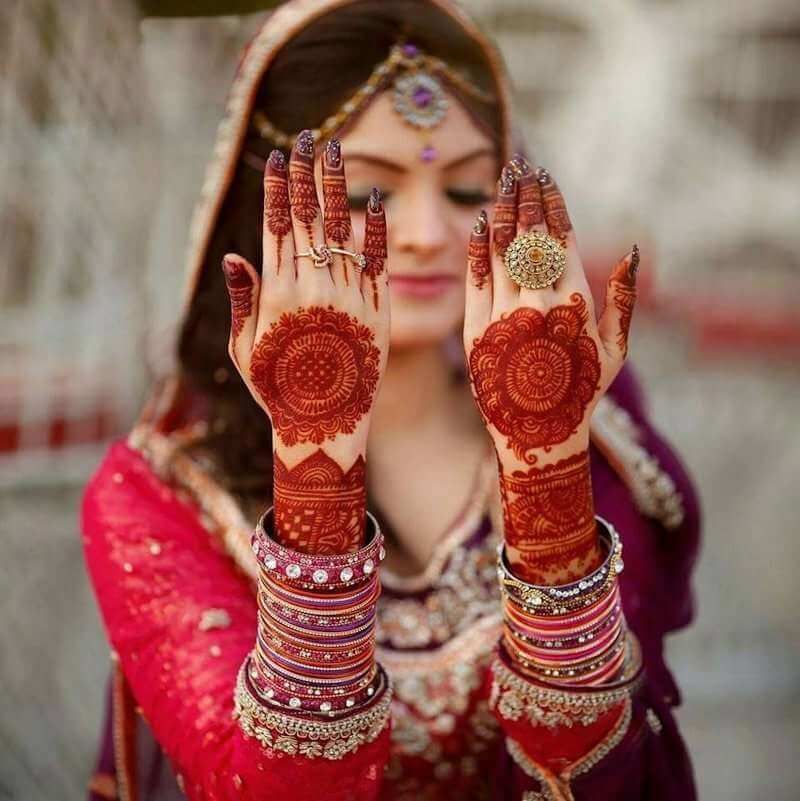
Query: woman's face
330 90 498 349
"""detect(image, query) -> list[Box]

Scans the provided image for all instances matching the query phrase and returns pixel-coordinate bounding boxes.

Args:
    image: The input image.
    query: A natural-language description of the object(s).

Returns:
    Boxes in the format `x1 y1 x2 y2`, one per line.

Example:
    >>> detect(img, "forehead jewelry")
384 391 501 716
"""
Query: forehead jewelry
253 42 494 164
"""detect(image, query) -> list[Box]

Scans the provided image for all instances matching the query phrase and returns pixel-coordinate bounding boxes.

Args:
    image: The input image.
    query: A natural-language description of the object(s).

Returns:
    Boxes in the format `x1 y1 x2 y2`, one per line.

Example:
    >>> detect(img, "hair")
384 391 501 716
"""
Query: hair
175 0 504 514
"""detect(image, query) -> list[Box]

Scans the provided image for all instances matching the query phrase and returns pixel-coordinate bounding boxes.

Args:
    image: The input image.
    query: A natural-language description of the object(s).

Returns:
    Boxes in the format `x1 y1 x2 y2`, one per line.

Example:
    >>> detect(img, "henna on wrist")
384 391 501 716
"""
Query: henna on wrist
273 449 367 554
468 294 601 464
500 450 603 585
468 209 490 289
250 306 380 447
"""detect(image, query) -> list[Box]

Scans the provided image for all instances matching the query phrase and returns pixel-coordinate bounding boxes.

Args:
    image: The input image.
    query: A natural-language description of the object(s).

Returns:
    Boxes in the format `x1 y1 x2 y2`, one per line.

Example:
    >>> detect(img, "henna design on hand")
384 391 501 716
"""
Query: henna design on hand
362 188 387 310
468 294 601 463
492 165 518 257
289 129 320 240
501 450 602 584
322 139 352 246
468 210 491 289
250 306 380 447
537 168 572 243
265 150 291 273
511 157 544 230
273 450 367 554
221 255 253 342
610 244 639 356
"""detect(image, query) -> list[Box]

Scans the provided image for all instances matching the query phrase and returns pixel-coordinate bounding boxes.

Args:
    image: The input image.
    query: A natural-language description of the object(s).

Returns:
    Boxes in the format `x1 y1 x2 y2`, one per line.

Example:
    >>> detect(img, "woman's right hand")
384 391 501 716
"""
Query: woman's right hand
220 131 390 553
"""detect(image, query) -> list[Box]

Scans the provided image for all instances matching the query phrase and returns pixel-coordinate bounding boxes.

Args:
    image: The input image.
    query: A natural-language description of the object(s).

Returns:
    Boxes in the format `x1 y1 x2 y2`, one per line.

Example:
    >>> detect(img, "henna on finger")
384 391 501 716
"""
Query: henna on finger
468 294 601 463
468 210 491 289
501 450 602 584
250 306 380 447
537 167 572 244
611 244 639 357
492 165 518 257
273 450 366 554
221 255 254 343
289 129 321 242
510 156 544 230
322 138 353 285
264 150 291 273
362 188 387 311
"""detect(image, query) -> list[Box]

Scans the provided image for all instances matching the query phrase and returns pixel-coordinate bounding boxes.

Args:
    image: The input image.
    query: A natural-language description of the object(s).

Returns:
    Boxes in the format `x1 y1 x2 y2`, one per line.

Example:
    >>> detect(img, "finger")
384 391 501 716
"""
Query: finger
222 254 260 365
510 155 546 234
361 188 388 314
322 138 357 289
490 165 519 313
598 245 639 363
464 209 492 345
261 149 294 301
289 129 333 287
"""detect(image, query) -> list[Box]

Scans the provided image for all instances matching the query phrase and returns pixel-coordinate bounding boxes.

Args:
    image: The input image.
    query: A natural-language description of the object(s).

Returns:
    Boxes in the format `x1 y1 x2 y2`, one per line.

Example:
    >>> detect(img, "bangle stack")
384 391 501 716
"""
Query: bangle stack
246 507 388 717
499 517 628 687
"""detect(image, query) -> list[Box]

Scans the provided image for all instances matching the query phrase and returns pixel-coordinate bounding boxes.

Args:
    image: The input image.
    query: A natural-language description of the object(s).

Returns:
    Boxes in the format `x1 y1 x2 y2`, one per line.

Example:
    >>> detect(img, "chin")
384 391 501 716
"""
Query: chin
388 298 464 349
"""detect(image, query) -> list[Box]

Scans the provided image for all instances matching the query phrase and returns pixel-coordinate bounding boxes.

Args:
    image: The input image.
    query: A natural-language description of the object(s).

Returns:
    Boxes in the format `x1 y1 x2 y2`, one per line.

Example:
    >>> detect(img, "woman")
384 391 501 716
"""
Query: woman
82 1 700 799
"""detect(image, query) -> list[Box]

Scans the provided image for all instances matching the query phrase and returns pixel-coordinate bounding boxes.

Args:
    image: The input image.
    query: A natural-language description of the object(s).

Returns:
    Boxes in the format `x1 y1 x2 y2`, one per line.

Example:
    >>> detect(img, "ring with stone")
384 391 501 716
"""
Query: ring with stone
503 231 567 290
294 244 333 269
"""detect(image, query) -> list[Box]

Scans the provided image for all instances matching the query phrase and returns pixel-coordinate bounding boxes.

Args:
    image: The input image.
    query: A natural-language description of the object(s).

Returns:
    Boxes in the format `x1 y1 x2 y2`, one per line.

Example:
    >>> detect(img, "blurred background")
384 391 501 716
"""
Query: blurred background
1 0 798 798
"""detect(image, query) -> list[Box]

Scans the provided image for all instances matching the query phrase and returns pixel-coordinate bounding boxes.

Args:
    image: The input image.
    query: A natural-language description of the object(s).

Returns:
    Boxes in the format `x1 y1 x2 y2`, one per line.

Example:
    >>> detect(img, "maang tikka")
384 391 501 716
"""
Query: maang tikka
253 42 494 164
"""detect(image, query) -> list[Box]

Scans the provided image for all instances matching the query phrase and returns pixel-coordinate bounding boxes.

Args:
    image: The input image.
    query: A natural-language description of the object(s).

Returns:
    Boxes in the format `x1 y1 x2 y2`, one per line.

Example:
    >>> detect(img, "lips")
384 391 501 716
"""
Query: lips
390 274 459 299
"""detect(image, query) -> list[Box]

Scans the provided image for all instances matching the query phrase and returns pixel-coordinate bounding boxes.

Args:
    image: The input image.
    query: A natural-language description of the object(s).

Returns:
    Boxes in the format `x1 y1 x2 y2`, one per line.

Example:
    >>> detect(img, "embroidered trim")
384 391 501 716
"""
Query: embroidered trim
591 396 685 530
234 659 392 760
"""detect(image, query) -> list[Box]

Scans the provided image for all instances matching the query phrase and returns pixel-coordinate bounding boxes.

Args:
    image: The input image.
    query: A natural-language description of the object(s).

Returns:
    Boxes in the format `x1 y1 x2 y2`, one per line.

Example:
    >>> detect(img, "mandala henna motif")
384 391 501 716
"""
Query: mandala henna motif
469 210 491 289
273 450 367 554
469 294 601 463
363 188 387 310
493 166 517 257
222 256 253 342
264 150 291 273
289 129 320 240
537 169 572 243
500 451 601 584
250 306 380 447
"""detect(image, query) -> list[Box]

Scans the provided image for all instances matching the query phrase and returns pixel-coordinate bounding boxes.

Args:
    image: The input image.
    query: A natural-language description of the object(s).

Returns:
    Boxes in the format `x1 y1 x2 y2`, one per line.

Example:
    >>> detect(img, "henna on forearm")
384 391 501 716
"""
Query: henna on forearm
273 449 366 554
500 450 602 584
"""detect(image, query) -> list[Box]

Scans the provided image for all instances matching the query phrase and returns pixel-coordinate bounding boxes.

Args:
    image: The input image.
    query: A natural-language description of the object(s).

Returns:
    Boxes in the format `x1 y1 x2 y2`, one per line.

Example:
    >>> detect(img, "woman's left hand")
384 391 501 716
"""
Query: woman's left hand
463 157 639 583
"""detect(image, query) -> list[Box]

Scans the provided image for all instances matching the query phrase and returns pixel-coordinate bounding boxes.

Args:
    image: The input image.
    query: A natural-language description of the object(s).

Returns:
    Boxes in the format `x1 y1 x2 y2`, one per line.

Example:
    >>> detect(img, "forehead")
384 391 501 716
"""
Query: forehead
338 88 495 166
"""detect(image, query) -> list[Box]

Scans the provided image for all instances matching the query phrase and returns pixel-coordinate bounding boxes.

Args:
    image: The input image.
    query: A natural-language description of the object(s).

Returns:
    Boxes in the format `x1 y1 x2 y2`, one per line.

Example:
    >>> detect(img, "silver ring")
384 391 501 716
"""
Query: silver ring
329 247 367 272
293 245 333 268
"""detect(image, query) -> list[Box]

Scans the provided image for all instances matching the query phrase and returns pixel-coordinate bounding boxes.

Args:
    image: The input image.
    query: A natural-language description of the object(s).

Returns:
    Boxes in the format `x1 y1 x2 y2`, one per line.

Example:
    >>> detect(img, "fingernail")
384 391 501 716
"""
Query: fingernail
536 167 550 186
628 244 640 279
368 186 382 213
499 166 516 195
267 149 286 172
473 209 488 235
325 138 341 168
295 129 315 157
221 256 251 287
509 155 531 177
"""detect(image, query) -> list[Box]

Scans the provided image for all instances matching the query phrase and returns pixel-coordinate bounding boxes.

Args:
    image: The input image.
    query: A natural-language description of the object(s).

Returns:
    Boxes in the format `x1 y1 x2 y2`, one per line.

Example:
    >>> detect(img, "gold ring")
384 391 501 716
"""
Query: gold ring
329 247 368 272
503 232 566 290
294 245 333 268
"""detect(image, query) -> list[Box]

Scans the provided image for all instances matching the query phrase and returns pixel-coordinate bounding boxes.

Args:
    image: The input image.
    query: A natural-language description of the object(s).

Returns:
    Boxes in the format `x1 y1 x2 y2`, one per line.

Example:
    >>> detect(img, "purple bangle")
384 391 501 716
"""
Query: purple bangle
252 507 386 590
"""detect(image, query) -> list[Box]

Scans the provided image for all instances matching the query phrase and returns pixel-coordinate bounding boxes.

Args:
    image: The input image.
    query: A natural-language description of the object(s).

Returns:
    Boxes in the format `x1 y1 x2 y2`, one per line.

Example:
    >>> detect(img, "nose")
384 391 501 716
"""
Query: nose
390 183 450 261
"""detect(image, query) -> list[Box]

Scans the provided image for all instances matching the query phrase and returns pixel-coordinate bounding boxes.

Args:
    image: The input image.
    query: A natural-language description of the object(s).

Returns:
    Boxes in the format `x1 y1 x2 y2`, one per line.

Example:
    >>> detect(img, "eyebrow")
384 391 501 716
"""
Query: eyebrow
344 146 495 173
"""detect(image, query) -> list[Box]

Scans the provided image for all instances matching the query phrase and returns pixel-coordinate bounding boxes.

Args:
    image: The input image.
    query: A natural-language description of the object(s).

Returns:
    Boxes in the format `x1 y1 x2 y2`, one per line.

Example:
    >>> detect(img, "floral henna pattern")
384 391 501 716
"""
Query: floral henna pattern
264 150 291 274
273 450 367 554
222 256 253 342
493 166 517 257
289 129 320 240
362 188 387 310
322 139 351 246
501 451 600 584
469 210 491 289
469 294 601 463
250 306 380 447
537 168 572 243
611 245 639 356
512 158 545 229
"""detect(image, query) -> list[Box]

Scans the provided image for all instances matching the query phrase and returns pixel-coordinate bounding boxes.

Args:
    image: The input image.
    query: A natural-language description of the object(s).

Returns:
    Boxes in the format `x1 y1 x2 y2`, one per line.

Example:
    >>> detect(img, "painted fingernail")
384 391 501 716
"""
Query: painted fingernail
473 209 488 235
221 256 251 288
510 154 532 177
268 149 286 169
536 167 551 186
629 244 640 279
368 186 382 213
499 166 516 195
325 139 342 168
295 129 315 157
